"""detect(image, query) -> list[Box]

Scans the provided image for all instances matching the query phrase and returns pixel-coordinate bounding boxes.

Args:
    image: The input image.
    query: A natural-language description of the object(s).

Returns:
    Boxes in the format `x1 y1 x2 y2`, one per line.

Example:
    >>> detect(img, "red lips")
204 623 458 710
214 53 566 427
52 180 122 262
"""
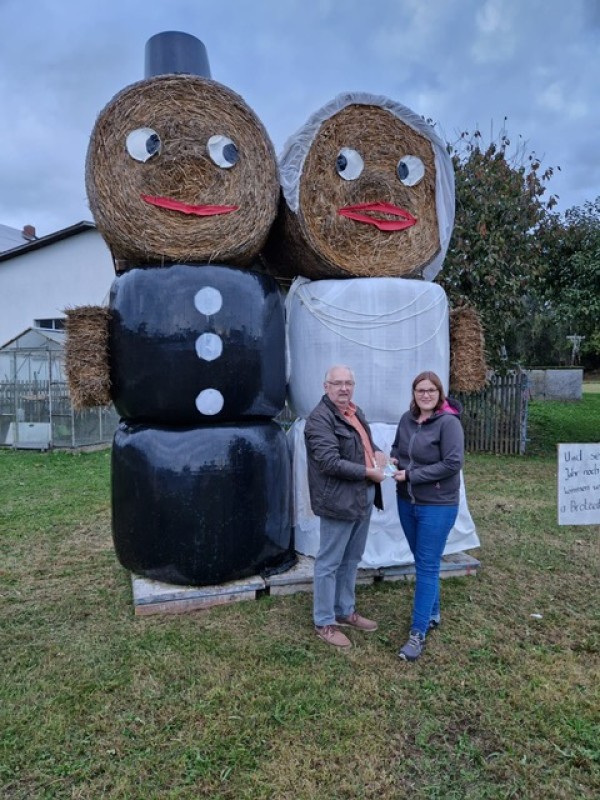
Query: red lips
338 202 417 231
141 194 239 216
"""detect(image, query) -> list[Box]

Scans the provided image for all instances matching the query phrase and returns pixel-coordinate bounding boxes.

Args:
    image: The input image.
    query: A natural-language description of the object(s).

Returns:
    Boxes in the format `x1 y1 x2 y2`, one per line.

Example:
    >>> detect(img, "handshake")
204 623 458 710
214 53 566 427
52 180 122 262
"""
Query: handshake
367 453 399 483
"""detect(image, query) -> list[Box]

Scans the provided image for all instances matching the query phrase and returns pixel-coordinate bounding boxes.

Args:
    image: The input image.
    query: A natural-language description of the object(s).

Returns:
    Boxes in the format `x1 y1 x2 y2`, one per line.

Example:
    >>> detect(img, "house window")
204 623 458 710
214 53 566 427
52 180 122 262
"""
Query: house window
34 318 65 331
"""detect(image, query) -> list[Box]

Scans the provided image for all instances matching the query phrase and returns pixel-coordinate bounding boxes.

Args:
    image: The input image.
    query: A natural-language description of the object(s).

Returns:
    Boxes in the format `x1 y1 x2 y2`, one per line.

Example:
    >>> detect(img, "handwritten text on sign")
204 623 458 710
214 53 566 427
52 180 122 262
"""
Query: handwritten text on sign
558 443 600 525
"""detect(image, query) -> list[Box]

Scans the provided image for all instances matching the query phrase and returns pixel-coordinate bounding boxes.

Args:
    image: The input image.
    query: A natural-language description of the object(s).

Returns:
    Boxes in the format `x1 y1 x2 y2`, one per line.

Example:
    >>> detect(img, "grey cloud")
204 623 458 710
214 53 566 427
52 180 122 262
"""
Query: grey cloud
0 0 597 237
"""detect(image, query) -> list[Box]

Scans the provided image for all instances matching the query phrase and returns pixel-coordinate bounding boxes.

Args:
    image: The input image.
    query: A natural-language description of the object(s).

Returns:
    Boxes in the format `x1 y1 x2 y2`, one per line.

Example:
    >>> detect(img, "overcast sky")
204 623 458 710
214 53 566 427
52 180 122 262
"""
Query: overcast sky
0 0 598 237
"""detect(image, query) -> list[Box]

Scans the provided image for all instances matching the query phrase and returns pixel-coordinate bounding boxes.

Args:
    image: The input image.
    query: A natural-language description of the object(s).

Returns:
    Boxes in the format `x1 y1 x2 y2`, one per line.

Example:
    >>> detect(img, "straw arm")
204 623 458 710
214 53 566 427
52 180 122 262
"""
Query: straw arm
64 306 112 409
449 306 488 393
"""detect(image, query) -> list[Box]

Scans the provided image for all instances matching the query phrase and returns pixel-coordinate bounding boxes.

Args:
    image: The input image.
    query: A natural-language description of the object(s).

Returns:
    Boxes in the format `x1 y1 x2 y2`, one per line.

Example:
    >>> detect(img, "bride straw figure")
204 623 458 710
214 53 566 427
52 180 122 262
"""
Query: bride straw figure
264 93 485 586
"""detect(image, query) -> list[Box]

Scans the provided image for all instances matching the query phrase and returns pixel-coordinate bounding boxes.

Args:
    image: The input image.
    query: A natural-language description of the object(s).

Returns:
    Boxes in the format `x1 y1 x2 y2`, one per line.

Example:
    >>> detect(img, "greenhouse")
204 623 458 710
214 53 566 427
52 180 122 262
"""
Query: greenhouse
0 327 118 449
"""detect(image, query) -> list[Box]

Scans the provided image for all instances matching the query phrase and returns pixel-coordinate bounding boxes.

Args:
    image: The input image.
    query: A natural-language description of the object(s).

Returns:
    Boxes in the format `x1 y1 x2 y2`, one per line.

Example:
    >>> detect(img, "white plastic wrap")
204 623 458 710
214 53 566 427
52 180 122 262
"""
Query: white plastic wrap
286 276 450 424
289 419 480 568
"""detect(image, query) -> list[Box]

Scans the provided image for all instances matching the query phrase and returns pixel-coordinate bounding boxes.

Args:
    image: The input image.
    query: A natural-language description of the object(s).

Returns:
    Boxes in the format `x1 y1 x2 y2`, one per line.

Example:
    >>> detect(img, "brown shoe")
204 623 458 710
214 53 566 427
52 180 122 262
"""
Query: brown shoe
335 612 378 632
315 625 352 648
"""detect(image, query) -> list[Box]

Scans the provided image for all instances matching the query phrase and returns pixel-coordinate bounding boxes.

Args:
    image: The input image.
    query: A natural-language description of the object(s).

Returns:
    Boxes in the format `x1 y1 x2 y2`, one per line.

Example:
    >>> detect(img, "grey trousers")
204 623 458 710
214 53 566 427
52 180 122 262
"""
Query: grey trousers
313 486 375 627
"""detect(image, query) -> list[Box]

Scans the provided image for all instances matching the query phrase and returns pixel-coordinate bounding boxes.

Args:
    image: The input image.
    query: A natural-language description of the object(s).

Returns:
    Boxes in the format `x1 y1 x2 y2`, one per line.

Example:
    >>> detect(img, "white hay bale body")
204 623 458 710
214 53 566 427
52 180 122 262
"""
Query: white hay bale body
286 276 450 424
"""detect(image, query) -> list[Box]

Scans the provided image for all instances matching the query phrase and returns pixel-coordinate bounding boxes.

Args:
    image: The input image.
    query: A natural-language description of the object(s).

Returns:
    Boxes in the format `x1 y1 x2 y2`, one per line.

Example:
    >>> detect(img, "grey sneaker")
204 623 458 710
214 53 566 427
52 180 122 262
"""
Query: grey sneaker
398 630 426 661
428 616 441 632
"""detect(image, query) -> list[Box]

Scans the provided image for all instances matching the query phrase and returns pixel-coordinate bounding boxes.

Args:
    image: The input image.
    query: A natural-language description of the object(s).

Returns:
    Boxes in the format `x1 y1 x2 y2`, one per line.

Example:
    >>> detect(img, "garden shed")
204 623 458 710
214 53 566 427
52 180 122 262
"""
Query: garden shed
0 327 118 449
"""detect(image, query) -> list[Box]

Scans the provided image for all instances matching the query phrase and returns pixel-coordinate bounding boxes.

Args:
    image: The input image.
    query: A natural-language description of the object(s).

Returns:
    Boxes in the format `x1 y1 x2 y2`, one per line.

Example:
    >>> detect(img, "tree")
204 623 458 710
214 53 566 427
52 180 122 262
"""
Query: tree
505 304 572 367
537 198 600 367
437 125 558 368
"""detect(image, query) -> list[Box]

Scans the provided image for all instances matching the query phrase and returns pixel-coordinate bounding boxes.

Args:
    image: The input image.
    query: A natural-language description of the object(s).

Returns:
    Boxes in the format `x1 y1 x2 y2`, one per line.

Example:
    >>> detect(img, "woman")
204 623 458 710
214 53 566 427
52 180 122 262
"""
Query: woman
390 371 464 661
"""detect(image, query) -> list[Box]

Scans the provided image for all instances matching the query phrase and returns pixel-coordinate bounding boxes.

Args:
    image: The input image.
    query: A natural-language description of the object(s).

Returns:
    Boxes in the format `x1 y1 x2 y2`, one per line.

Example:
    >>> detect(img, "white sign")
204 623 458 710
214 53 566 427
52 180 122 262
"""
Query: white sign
558 443 600 525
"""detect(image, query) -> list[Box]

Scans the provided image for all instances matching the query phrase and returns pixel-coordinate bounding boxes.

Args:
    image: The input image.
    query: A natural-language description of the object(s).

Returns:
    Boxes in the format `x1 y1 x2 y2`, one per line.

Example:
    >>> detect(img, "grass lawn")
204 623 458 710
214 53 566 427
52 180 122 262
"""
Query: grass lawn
1 393 598 799
582 382 600 394
527 391 600 456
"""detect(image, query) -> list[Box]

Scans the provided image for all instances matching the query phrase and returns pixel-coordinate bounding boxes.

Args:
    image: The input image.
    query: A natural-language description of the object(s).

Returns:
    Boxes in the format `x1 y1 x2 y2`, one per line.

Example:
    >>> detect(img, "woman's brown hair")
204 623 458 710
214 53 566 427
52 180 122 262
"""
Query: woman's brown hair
410 370 446 417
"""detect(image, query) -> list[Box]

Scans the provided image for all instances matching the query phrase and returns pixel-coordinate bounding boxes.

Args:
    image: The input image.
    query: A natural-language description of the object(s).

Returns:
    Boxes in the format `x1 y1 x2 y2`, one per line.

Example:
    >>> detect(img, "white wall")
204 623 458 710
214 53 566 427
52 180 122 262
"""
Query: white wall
0 229 115 346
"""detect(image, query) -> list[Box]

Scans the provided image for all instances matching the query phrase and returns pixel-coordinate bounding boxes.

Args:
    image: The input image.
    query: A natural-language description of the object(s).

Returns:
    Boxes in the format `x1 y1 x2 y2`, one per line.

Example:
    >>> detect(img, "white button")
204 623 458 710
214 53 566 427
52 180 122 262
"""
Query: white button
195 389 224 415
194 287 223 316
195 333 223 361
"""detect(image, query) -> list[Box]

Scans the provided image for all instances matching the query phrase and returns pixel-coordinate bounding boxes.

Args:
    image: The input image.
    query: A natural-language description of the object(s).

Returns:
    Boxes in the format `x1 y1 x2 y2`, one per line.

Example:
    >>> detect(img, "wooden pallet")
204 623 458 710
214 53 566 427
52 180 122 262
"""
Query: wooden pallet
378 551 481 582
131 551 480 616
132 574 265 616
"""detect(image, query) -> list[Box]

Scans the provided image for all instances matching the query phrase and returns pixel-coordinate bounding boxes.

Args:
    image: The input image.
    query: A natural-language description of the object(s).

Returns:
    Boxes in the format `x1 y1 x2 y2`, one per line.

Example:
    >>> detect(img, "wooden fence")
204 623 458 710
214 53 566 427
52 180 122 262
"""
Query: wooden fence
278 371 529 455
456 371 529 455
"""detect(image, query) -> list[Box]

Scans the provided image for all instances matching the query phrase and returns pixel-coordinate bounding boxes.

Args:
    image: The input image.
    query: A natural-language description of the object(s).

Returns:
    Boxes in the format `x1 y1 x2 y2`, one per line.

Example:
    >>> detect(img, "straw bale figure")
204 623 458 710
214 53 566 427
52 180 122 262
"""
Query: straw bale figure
64 31 293 586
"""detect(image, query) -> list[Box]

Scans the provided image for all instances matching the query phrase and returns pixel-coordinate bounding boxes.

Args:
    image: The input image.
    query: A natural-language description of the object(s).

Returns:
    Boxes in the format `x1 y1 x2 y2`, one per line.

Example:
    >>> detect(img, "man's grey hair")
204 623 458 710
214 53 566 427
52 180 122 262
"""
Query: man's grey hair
324 365 355 383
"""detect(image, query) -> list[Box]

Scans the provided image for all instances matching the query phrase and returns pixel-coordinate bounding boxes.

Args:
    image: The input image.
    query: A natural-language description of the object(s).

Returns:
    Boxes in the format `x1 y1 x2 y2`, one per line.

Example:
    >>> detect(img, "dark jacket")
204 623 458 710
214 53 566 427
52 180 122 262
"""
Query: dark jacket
304 395 384 521
390 398 464 505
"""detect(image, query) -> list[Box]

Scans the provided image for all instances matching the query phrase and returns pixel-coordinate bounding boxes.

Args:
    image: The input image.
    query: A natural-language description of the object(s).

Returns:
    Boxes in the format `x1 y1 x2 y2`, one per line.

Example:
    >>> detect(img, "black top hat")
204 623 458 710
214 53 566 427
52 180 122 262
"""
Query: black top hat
145 31 211 79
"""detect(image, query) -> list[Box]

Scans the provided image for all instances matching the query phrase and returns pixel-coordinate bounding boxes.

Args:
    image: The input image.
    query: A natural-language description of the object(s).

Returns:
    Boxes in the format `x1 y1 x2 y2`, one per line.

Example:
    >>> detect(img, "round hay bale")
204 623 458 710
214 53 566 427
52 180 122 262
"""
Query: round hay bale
265 93 454 281
86 75 279 267
449 306 488 393
65 306 112 408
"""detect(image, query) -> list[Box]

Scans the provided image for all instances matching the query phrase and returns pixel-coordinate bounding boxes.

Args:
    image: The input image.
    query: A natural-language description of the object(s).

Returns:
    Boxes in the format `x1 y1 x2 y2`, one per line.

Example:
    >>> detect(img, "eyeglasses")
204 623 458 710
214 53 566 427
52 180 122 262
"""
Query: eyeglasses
415 388 439 396
326 380 355 387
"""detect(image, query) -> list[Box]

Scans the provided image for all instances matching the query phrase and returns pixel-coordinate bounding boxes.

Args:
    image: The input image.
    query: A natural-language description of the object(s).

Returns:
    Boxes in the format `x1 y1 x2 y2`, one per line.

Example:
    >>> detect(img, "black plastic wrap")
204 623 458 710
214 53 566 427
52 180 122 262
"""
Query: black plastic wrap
111 420 295 586
109 264 286 424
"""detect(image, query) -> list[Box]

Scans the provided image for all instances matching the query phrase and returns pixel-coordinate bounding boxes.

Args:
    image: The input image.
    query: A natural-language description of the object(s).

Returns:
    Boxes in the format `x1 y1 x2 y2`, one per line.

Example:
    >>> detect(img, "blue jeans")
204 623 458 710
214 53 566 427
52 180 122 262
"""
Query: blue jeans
313 486 375 627
397 498 458 637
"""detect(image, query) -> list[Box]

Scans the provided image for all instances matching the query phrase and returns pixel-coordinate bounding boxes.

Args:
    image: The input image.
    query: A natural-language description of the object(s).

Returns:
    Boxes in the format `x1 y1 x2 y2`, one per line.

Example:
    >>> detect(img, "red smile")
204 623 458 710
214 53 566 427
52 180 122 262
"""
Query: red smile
141 194 239 216
338 202 417 231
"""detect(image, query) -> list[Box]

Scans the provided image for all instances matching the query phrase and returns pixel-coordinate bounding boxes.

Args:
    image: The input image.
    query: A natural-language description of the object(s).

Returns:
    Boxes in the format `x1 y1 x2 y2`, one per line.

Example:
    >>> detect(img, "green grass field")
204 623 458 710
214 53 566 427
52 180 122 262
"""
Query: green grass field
527 391 600 455
582 381 600 394
1 391 598 799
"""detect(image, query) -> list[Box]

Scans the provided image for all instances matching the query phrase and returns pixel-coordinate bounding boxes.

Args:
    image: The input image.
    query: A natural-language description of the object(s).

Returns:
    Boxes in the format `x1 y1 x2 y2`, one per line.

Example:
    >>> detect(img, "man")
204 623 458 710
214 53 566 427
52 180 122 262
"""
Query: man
304 365 386 648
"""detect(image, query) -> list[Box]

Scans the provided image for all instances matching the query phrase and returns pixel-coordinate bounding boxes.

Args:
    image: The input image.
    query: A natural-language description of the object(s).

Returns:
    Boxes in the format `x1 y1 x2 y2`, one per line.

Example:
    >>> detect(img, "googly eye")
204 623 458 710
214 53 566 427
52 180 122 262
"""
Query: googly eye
125 128 161 162
208 135 240 169
335 148 364 181
397 155 425 187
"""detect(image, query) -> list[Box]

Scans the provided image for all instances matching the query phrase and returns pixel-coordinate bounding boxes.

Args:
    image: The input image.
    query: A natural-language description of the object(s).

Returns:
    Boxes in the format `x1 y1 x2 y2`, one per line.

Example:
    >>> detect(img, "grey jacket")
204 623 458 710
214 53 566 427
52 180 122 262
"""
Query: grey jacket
304 395 384 520
390 399 464 505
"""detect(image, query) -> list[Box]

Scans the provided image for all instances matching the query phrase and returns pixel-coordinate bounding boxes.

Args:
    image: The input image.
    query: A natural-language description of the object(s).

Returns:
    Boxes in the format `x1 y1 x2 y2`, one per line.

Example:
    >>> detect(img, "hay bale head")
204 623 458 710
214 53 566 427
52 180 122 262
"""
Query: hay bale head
86 75 278 267
267 93 454 281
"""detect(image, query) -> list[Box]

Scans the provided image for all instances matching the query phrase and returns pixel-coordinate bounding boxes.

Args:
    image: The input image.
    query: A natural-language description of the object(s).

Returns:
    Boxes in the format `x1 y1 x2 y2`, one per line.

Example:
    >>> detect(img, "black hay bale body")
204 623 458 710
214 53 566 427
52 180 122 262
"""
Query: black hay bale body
108 264 286 424
64 306 112 408
86 75 279 268
111 420 295 586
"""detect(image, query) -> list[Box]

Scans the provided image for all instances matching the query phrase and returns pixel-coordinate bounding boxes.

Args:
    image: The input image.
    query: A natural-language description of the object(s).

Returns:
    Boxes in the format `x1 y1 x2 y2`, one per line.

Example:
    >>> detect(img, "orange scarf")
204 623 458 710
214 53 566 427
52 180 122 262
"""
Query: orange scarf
343 403 376 469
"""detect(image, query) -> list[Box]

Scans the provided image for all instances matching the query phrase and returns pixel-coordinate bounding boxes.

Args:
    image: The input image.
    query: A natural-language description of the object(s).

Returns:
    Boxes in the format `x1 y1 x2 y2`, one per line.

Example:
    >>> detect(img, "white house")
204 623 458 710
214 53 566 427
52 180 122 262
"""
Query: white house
0 221 115 347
